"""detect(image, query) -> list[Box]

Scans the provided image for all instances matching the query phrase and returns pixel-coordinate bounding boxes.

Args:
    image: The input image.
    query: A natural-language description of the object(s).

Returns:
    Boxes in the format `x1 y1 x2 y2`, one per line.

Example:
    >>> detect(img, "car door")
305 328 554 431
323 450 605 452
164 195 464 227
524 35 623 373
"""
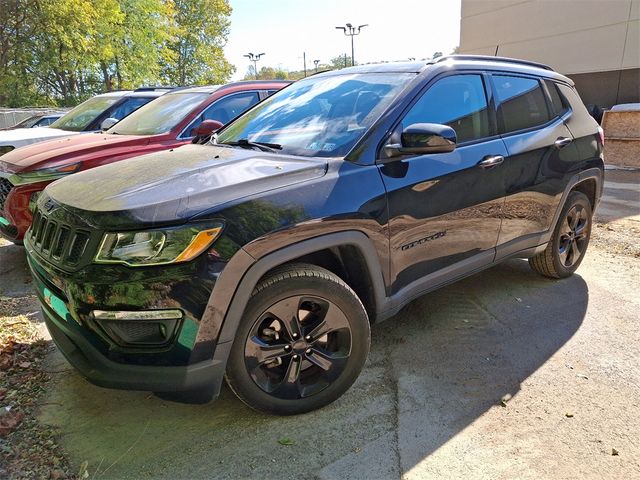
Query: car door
490 74 580 259
379 73 509 295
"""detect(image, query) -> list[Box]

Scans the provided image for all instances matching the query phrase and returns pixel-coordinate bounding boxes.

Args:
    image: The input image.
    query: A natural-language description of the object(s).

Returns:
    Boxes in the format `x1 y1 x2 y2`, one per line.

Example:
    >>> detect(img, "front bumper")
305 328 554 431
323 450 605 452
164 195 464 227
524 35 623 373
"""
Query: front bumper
41 296 228 392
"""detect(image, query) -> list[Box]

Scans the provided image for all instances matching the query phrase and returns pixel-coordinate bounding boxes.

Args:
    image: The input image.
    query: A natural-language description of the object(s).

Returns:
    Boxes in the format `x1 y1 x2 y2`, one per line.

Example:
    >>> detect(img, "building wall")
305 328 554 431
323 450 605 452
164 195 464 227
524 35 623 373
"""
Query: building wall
460 0 640 107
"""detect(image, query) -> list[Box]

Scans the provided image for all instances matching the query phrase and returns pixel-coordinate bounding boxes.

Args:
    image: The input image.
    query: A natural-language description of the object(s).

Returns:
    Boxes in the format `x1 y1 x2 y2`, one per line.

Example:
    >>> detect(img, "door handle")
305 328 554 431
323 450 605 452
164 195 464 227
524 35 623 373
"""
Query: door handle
554 136 572 149
477 155 504 169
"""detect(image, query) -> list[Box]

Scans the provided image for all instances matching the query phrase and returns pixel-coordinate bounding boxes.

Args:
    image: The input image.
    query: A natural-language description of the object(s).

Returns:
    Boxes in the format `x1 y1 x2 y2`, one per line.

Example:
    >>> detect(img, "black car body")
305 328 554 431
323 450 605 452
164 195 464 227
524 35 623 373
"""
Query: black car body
25 56 604 414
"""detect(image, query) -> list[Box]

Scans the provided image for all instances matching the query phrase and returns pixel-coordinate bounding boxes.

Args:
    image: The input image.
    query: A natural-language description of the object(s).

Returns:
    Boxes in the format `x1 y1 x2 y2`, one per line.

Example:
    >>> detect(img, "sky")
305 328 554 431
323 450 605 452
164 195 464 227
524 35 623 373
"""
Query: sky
224 0 462 79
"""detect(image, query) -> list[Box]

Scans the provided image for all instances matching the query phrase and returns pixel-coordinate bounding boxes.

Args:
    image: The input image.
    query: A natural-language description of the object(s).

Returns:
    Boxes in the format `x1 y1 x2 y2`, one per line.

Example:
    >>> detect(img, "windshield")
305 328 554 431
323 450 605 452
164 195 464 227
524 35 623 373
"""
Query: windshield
15 116 40 128
110 92 209 135
50 96 120 132
216 73 415 157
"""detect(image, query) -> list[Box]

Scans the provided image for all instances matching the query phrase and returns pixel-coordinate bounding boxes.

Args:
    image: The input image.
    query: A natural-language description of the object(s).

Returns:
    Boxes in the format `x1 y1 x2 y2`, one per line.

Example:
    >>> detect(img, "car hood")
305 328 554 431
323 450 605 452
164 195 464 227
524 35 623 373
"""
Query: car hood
0 128 81 149
45 144 328 229
0 133 148 173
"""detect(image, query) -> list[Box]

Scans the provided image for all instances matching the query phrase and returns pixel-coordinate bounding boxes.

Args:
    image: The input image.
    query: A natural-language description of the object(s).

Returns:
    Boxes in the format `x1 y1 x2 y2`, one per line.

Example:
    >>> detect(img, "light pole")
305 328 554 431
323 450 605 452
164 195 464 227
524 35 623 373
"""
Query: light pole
313 59 320 72
244 52 265 79
335 23 368 66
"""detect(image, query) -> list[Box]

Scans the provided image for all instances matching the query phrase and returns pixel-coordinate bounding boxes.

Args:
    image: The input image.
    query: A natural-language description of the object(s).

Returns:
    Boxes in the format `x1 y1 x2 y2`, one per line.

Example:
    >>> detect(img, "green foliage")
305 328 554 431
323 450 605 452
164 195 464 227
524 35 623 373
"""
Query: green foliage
162 0 235 86
0 0 235 107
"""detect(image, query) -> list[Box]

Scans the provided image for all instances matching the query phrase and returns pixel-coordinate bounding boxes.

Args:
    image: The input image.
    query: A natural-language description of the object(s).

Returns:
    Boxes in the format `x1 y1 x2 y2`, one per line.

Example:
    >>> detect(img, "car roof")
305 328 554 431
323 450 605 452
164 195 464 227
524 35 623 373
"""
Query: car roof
311 55 572 84
170 85 222 94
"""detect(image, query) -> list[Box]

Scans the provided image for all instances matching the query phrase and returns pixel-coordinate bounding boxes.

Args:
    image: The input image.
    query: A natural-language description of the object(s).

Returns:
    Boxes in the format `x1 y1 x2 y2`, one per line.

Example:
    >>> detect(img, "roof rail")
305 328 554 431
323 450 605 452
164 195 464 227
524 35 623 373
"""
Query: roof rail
134 86 178 92
431 55 553 71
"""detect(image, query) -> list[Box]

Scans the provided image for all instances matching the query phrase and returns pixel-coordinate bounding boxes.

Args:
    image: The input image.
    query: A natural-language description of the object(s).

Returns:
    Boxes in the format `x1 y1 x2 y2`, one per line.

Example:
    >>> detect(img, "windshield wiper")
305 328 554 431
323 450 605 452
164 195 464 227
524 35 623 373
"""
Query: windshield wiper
219 138 282 153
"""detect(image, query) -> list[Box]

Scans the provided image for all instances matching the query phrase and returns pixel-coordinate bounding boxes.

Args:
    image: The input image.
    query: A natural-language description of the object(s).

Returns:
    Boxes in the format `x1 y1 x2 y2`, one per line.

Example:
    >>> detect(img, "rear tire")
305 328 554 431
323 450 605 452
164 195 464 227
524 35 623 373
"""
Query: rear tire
225 263 370 415
529 191 592 278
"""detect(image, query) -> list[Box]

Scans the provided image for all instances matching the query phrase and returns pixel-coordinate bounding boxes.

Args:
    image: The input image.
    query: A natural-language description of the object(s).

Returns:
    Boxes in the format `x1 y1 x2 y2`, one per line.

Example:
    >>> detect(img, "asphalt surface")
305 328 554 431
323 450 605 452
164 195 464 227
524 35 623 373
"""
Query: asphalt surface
0 169 638 479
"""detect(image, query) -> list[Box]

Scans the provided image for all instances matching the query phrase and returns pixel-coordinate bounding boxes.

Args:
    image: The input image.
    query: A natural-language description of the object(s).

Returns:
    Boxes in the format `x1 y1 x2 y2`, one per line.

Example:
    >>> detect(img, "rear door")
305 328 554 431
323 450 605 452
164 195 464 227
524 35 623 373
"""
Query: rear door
490 74 580 259
380 73 508 294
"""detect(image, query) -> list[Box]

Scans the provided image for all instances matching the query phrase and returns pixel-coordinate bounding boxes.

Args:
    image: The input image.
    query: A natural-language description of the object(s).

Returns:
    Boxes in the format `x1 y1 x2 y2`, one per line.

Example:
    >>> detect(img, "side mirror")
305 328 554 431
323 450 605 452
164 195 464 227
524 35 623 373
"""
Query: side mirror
101 117 119 131
384 123 457 158
193 119 224 138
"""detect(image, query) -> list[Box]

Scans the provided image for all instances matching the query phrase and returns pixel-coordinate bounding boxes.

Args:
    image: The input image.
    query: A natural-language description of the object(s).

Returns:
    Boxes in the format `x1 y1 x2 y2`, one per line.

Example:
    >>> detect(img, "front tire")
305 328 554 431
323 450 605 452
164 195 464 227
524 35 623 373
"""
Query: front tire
529 191 593 278
225 263 370 415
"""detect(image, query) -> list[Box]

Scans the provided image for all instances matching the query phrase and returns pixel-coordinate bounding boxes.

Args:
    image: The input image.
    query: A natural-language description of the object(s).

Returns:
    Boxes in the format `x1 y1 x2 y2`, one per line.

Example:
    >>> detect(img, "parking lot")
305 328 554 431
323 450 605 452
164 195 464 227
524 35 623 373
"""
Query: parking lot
1 169 638 479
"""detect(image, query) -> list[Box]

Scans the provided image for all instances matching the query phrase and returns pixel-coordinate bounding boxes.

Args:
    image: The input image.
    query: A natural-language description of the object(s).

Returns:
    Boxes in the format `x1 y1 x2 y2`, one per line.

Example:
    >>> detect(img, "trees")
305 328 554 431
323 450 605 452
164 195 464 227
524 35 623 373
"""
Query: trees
162 0 234 86
0 0 235 107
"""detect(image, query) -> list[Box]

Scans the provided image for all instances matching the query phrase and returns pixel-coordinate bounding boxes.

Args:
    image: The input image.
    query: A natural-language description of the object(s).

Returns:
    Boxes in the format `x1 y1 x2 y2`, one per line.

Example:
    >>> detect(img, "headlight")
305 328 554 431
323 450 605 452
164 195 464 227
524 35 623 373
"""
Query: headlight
95 224 223 267
0 146 15 156
9 163 80 185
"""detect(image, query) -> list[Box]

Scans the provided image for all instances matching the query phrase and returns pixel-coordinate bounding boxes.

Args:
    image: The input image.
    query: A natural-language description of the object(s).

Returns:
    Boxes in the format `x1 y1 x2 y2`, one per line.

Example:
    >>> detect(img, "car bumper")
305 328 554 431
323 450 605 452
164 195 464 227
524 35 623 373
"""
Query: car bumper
36 272 229 394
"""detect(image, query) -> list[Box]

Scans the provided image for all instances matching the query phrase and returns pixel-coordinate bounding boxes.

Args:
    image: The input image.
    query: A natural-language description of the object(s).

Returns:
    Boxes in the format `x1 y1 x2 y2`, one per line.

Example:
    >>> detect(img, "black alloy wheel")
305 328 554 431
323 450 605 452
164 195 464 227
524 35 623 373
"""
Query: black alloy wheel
529 191 593 278
226 264 370 415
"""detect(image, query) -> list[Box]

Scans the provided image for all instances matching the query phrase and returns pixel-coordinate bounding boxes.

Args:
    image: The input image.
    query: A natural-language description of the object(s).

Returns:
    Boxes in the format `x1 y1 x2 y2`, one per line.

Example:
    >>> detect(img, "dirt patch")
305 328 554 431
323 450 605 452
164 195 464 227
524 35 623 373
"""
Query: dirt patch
0 296 73 480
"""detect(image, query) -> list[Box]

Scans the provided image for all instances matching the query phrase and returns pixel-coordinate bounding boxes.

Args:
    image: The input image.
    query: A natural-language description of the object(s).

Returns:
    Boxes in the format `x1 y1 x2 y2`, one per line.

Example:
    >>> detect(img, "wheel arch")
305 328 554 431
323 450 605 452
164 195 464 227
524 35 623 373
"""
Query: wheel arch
196 231 388 367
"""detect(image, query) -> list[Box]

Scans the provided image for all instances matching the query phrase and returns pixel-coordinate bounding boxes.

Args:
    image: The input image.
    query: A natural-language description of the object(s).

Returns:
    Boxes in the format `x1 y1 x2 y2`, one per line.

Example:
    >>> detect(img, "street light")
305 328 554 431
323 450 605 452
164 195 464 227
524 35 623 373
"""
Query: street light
335 23 368 66
244 52 265 79
313 59 320 72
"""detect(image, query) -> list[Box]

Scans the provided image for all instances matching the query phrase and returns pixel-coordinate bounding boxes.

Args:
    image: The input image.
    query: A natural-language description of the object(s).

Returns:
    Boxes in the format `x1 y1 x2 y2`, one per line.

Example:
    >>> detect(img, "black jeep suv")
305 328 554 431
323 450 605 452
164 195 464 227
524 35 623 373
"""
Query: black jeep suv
25 56 603 415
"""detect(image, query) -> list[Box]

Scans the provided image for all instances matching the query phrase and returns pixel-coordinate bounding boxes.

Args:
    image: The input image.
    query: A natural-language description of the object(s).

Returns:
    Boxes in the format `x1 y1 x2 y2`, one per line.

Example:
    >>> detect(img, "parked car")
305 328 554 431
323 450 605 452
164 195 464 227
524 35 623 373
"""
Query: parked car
0 81 289 242
25 56 603 415
0 88 171 157
0 113 64 130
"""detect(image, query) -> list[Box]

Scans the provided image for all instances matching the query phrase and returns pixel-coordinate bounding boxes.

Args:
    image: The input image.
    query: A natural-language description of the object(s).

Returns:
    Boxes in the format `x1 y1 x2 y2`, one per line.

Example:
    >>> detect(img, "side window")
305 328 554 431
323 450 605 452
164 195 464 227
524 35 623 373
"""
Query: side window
186 92 260 136
203 92 260 124
107 97 153 120
403 74 490 144
543 80 569 117
493 75 551 133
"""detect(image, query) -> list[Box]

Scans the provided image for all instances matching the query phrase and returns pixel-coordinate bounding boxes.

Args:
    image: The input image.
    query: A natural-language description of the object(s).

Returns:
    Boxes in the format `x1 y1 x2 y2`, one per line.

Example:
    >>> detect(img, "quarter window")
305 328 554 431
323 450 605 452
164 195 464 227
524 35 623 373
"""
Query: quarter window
494 75 550 133
544 80 569 117
403 74 490 143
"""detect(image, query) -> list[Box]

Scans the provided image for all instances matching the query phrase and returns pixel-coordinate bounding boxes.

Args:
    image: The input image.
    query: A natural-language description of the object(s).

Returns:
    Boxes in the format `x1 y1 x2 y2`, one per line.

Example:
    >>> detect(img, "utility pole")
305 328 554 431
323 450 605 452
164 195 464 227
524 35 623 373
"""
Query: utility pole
303 52 307 77
335 23 368 66
244 52 265 79
313 59 320 72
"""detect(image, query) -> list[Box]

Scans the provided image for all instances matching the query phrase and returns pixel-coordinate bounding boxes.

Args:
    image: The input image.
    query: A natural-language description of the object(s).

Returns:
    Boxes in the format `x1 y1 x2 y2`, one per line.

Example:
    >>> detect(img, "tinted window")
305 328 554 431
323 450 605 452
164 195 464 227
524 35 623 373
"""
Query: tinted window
494 75 550 133
403 74 490 143
184 92 260 137
544 80 568 117
203 92 260 123
107 96 154 120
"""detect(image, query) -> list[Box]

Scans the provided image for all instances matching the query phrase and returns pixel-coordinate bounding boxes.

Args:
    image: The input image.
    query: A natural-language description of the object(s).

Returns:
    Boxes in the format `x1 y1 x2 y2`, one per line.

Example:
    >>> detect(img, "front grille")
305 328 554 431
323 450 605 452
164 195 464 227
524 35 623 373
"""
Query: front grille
29 207 97 270
0 177 12 212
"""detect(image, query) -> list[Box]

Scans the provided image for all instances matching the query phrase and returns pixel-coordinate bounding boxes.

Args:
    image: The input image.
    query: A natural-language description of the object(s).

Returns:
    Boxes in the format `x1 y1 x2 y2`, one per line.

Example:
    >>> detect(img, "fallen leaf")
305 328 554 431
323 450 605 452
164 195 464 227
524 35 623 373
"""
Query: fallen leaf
19 361 31 369
0 409 24 437
612 448 619 456
565 413 574 418
278 438 295 446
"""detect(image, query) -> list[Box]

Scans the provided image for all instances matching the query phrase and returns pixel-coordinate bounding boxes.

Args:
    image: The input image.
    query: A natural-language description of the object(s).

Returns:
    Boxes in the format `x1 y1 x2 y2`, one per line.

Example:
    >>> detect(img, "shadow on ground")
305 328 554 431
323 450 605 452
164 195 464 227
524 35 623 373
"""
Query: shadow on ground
36 258 588 479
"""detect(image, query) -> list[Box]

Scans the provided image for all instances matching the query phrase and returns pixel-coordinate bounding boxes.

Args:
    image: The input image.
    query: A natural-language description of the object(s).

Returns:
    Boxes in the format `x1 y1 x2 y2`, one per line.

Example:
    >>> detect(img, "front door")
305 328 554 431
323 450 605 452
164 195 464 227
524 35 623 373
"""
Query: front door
380 73 508 295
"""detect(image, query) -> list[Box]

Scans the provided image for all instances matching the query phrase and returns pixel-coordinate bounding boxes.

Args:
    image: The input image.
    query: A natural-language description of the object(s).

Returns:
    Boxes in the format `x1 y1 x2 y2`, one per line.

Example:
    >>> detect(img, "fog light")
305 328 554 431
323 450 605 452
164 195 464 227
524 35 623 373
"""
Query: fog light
92 310 183 347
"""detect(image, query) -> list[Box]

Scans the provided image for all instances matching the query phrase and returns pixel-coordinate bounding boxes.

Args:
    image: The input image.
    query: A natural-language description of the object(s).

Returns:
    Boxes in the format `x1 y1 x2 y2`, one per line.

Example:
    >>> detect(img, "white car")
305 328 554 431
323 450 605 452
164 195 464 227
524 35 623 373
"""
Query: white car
0 88 172 156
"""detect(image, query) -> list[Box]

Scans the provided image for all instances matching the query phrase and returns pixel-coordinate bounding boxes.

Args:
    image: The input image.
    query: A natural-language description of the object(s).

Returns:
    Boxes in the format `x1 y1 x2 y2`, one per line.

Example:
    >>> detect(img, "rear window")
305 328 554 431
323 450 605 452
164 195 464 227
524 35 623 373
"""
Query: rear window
493 75 550 133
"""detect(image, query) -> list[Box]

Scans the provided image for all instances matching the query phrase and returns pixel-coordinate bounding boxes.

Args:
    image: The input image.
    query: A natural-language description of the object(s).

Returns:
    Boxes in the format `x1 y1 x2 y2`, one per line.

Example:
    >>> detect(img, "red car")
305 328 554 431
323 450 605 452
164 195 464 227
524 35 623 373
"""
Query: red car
0 81 289 243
